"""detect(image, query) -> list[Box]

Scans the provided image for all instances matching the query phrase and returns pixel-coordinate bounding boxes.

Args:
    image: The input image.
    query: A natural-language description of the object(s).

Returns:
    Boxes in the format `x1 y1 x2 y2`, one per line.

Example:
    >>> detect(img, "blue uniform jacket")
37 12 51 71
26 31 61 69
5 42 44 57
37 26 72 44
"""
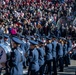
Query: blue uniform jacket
29 48 39 72
52 40 57 58
67 39 72 51
45 43 53 60
10 47 23 75
58 43 63 57
37 47 45 66
63 44 68 56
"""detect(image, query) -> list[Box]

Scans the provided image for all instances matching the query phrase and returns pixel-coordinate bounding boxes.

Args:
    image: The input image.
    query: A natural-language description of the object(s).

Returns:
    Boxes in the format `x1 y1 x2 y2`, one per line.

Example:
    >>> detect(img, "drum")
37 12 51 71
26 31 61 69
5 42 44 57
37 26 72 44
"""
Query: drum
0 44 11 68
0 45 7 68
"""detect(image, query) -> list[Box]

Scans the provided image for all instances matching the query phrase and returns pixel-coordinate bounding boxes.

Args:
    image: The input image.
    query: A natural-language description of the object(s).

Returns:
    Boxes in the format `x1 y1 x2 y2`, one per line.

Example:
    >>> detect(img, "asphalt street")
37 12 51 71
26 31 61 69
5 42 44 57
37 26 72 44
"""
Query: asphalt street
58 60 76 75
1 60 76 75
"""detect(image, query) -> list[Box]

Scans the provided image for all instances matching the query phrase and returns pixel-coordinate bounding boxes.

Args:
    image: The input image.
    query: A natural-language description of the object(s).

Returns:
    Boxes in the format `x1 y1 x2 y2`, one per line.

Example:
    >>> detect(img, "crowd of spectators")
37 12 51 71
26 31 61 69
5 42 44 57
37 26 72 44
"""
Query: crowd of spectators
0 0 76 40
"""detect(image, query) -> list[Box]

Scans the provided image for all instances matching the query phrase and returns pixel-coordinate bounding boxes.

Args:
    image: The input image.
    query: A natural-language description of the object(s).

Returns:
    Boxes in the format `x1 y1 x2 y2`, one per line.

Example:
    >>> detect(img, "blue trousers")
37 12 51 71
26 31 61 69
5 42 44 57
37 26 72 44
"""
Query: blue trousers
44 60 52 75
53 57 57 75
59 57 63 72
39 65 45 75
30 70 38 75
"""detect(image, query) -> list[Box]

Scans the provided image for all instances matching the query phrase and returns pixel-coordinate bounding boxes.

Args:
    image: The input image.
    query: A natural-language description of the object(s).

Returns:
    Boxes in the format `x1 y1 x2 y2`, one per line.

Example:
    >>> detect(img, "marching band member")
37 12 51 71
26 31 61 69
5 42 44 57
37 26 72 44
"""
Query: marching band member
28 40 39 75
10 37 23 75
57 38 64 72
37 40 45 75
2 34 11 75
67 35 72 65
63 38 68 67
20 35 27 68
44 37 53 75
52 35 57 75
